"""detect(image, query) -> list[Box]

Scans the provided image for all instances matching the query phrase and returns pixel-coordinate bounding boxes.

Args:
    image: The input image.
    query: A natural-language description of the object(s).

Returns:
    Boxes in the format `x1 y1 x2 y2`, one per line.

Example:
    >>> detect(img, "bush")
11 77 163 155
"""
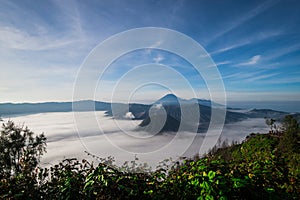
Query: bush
0 120 46 199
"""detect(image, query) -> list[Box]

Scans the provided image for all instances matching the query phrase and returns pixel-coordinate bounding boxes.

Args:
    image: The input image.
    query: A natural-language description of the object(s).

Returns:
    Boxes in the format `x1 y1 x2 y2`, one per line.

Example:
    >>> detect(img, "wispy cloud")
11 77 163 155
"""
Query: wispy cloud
210 30 284 55
243 73 279 82
0 0 299 103
0 0 93 52
222 70 278 83
257 73 300 84
227 91 300 101
208 0 280 43
0 26 79 51
153 54 164 63
51 0 86 39
205 61 232 68
216 61 232 66
223 71 259 80
264 43 300 61
149 40 163 49
210 41 250 55
237 55 261 66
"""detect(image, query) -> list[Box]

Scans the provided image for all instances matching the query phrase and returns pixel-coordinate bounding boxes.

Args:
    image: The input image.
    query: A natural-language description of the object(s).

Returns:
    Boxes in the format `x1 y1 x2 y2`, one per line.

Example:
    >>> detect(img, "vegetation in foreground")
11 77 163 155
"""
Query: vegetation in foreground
0 116 299 199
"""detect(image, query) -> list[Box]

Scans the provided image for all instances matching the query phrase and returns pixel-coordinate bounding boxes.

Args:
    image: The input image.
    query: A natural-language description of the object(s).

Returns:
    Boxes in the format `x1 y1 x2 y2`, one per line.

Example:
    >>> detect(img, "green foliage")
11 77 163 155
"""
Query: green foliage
38 158 92 200
1 117 300 199
278 115 300 155
0 120 47 199
0 120 47 176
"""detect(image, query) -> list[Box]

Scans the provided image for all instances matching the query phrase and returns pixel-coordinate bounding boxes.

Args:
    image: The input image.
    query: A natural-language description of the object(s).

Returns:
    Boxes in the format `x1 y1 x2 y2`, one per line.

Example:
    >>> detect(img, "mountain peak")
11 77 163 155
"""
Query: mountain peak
154 94 179 105
161 93 178 100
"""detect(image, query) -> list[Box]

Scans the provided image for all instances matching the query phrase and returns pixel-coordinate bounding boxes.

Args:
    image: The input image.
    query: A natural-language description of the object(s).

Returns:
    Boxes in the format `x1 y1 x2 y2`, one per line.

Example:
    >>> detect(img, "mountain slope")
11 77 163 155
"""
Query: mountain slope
138 94 250 133
0 101 112 116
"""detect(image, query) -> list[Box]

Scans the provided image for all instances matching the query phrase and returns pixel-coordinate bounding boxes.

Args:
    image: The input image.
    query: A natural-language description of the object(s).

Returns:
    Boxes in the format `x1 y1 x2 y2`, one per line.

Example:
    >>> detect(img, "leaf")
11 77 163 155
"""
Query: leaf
208 171 216 180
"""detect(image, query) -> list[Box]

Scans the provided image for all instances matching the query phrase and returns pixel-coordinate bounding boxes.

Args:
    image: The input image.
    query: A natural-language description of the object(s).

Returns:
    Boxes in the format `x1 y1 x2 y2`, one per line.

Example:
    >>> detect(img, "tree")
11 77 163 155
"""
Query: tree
265 118 280 135
278 115 300 155
0 120 47 177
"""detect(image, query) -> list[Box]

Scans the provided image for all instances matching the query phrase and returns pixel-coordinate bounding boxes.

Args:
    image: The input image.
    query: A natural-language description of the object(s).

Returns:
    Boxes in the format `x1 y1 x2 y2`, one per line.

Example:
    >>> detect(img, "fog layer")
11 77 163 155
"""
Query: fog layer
2 111 268 168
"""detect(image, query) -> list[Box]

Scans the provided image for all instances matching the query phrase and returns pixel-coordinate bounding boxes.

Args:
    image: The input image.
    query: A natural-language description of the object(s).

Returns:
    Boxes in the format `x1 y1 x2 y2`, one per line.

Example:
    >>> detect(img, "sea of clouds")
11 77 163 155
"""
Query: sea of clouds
2 111 269 169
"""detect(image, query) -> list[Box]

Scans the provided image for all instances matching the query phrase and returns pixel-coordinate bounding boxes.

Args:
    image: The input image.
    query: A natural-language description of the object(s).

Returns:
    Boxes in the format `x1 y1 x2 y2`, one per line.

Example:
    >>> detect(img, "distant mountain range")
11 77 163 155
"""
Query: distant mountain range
0 94 298 133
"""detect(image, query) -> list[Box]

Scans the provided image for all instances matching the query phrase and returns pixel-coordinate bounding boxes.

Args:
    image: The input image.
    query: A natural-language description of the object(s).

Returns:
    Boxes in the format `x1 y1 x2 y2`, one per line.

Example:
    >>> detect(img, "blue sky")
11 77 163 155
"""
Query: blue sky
0 0 300 103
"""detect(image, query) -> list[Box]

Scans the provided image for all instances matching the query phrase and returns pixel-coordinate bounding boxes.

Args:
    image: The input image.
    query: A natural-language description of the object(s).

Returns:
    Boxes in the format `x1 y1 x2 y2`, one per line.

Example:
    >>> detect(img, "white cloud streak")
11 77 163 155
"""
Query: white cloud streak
0 26 79 51
210 29 284 56
226 91 300 101
153 54 164 63
210 41 250 55
223 70 279 83
237 55 261 66
263 43 300 61
208 0 280 43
